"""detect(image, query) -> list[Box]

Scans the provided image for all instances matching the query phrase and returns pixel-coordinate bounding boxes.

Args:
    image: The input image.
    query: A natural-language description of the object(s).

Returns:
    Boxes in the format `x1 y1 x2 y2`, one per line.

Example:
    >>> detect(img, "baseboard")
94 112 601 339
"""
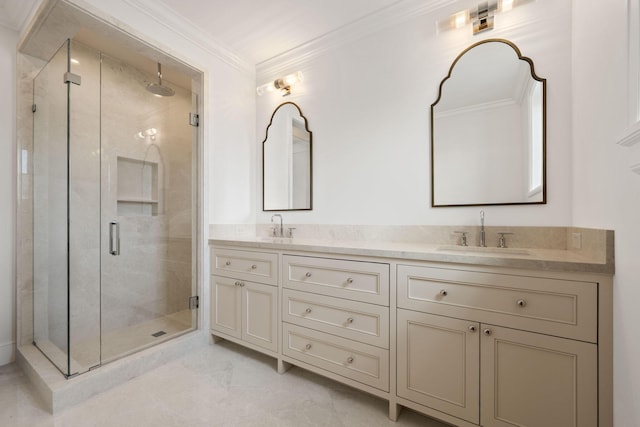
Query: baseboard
0 341 16 366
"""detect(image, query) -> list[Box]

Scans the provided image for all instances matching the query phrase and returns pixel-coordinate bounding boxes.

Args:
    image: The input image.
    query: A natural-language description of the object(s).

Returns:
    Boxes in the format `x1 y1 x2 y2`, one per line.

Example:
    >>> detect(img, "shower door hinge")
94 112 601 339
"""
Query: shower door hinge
189 296 199 310
189 113 199 127
64 72 81 86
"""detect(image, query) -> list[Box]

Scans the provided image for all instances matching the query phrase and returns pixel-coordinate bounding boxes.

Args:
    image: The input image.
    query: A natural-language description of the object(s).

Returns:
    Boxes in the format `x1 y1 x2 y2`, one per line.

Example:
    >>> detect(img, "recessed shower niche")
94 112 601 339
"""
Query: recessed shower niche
116 156 162 216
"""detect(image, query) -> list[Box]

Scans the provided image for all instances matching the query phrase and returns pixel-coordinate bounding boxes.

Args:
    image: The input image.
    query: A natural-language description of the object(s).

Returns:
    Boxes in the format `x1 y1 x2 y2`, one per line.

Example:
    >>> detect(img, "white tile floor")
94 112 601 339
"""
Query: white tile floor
0 340 451 427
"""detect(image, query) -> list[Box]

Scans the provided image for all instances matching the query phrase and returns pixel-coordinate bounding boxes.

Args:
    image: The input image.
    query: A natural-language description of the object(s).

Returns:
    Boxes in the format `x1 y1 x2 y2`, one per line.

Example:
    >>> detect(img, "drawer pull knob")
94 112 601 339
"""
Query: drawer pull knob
468 325 477 332
517 299 527 307
305 308 312 314
305 272 312 278
347 317 354 324
439 289 448 296
483 328 492 336
251 264 257 270
346 278 354 284
347 357 354 364
225 261 231 266
305 343 312 350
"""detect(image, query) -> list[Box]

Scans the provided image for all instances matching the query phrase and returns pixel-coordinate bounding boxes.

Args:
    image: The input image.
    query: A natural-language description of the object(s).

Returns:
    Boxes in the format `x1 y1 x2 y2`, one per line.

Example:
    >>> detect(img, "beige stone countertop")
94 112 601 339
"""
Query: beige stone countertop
209 236 614 275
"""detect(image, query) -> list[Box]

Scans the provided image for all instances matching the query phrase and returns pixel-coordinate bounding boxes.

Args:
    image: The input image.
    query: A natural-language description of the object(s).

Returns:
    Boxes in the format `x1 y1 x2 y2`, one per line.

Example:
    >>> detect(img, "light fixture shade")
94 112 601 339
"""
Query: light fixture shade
257 71 304 96
436 0 534 34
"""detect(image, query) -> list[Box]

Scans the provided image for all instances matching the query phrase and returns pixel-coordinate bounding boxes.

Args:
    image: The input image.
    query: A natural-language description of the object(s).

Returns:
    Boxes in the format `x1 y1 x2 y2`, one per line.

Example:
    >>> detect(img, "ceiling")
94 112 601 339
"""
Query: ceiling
155 0 404 65
1 0 412 66
0 0 39 31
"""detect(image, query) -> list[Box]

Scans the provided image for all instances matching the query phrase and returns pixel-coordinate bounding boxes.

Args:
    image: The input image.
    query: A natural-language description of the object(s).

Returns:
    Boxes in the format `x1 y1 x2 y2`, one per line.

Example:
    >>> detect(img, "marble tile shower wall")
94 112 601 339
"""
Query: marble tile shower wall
16 42 194 351
99 52 193 335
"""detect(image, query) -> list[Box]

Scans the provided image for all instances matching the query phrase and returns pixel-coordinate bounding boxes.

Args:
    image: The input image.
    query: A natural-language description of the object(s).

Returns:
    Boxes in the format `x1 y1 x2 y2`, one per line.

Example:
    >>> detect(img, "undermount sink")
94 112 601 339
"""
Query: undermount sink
436 245 531 256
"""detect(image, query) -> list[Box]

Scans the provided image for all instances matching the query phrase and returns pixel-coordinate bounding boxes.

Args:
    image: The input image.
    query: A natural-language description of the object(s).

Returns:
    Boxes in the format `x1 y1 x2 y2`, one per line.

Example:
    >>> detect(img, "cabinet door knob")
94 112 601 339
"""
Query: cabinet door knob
251 264 257 270
305 343 312 350
468 325 477 332
346 278 353 284
234 281 241 286
483 328 492 336
305 308 312 314
225 261 231 266
305 272 312 278
439 289 448 296
517 299 527 307
347 357 354 364
347 317 354 324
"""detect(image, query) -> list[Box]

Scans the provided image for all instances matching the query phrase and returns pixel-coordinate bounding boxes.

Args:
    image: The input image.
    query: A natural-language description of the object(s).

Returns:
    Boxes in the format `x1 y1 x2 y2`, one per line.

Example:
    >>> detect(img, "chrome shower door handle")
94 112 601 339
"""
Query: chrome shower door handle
109 221 120 255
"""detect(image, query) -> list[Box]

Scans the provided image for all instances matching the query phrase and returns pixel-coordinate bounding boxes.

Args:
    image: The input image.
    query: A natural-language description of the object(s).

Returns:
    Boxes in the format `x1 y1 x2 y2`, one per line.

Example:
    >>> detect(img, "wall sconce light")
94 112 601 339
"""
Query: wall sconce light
437 0 533 35
256 71 304 97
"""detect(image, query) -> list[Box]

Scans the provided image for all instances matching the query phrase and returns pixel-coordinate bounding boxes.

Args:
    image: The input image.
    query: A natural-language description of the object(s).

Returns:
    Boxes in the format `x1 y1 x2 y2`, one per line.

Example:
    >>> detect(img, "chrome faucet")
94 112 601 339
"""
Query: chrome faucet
479 210 486 247
271 214 283 237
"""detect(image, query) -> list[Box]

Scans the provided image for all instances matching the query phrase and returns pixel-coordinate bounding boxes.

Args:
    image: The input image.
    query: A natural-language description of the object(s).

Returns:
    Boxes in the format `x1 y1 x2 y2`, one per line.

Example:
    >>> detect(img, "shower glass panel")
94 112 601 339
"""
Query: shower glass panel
33 40 102 376
33 38 197 375
100 53 196 362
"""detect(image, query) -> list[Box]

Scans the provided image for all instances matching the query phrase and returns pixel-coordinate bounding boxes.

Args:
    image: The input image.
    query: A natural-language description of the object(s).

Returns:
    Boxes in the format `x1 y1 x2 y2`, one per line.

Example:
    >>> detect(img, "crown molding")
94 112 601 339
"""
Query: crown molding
618 122 640 147
122 0 253 74
256 0 456 80
0 0 40 32
435 98 517 118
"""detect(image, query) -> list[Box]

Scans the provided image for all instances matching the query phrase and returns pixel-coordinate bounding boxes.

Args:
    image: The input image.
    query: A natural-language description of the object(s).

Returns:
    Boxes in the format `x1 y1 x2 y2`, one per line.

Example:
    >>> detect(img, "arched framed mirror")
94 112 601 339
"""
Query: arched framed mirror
431 38 546 207
263 102 313 211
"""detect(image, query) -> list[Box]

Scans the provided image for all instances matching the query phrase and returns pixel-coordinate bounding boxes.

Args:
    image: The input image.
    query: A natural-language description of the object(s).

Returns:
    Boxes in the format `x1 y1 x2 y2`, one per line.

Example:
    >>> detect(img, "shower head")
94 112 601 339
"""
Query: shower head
146 63 175 97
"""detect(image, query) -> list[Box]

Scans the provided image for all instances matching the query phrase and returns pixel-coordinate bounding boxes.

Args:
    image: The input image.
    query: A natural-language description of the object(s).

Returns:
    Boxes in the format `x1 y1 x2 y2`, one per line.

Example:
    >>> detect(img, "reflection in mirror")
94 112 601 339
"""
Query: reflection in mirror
431 39 546 207
263 102 312 211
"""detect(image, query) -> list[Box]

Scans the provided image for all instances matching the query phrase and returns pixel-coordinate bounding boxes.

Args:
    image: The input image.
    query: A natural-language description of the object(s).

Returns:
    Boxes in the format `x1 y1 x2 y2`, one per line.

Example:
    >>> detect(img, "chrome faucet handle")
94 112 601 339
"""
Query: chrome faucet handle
286 227 296 238
497 232 514 248
453 231 468 246
270 226 278 237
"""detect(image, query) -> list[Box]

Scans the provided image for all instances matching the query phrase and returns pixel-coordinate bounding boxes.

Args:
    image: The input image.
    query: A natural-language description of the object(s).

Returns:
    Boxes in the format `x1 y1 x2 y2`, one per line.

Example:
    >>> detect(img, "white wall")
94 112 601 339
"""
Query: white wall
0 25 18 365
256 0 573 227
572 1 640 425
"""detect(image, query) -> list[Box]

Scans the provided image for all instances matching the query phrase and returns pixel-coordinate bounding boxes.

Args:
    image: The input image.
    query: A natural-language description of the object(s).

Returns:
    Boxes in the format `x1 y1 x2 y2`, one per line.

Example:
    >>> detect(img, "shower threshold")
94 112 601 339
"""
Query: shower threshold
17 327 205 413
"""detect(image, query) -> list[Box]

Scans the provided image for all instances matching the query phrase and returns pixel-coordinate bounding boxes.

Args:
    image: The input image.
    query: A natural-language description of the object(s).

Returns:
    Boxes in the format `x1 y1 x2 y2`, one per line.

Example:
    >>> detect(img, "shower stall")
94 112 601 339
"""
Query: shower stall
30 38 199 377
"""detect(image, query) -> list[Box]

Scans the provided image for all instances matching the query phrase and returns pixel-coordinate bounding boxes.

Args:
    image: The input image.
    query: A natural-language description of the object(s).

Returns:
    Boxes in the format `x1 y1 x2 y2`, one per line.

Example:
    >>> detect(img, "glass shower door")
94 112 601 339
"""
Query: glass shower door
99 53 197 362
33 39 101 376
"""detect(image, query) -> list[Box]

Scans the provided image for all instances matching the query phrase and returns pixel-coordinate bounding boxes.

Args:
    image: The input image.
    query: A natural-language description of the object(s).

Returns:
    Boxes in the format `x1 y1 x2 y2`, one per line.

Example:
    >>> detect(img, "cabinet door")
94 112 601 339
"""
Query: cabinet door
481 325 597 427
397 309 480 424
211 276 242 339
242 281 278 352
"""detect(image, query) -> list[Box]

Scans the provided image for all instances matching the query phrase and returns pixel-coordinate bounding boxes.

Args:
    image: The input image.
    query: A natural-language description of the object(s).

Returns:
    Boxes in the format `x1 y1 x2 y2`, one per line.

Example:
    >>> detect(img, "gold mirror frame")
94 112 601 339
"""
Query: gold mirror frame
262 102 313 211
430 38 547 207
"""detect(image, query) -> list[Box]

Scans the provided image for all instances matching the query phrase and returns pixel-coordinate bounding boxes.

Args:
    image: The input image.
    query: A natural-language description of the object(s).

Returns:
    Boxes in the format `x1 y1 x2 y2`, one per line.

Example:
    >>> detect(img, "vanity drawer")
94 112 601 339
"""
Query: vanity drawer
397 265 598 342
212 248 278 285
283 289 389 348
283 255 389 305
282 323 389 391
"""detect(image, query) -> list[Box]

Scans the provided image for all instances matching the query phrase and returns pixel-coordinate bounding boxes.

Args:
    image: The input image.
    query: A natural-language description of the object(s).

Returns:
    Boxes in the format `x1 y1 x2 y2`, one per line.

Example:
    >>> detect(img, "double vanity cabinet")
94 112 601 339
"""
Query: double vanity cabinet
210 239 612 427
